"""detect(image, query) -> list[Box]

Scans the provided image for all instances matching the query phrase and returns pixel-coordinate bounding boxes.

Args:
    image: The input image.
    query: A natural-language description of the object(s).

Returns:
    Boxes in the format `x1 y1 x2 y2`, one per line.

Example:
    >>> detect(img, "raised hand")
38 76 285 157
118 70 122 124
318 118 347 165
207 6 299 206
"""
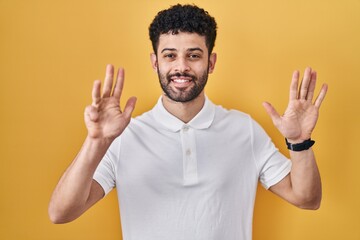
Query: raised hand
263 67 328 143
84 64 137 141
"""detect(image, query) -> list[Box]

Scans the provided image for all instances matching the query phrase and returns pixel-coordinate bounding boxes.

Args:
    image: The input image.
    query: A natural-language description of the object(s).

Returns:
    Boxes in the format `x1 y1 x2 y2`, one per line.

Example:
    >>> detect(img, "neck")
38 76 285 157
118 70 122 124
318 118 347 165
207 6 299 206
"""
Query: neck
162 93 205 123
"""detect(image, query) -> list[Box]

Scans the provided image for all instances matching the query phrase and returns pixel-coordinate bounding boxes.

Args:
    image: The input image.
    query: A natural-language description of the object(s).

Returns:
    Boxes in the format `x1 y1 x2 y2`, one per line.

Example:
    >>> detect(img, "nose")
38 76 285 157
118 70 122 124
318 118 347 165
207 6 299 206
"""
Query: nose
174 57 190 73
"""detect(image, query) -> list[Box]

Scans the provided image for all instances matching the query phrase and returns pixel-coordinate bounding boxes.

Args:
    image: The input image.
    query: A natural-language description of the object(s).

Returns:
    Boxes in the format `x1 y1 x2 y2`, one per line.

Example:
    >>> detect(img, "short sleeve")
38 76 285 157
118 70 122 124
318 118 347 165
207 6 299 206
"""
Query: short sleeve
250 119 292 189
93 137 120 195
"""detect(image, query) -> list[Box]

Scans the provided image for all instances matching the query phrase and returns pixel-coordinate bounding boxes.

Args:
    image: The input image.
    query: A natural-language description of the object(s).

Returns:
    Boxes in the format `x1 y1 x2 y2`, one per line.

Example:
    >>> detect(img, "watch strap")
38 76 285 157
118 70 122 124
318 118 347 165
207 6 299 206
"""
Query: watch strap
285 138 315 151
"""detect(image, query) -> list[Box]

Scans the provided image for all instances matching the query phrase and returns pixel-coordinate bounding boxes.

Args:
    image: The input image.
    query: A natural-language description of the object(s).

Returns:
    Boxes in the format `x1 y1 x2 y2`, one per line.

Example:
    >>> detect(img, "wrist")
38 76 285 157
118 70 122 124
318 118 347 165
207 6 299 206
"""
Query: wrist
86 135 114 147
285 137 310 144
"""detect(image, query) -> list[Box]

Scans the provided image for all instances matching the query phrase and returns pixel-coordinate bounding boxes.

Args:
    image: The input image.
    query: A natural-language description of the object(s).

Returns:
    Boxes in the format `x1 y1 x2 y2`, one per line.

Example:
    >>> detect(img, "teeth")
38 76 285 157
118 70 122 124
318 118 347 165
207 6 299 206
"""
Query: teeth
173 79 190 83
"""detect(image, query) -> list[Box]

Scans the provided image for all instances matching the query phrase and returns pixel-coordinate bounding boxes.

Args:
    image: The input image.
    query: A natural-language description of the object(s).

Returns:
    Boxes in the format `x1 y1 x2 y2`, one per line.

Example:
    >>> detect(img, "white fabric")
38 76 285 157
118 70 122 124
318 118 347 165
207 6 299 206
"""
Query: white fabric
93 96 291 240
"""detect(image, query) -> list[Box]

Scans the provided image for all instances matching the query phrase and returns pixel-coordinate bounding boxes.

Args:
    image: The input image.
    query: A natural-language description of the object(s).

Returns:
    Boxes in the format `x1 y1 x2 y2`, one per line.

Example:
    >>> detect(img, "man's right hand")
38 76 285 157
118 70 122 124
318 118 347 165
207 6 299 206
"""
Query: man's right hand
49 65 136 223
84 64 137 141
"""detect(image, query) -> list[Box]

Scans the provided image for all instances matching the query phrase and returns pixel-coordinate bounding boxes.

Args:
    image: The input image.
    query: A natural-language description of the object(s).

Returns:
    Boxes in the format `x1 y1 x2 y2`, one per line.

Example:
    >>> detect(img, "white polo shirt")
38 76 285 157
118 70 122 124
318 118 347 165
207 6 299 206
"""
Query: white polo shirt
94 96 291 240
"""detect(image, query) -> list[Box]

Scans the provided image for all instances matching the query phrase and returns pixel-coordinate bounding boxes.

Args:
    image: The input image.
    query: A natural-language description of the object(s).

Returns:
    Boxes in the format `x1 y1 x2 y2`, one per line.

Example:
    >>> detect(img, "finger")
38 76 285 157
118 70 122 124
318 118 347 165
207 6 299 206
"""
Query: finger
123 97 137 120
92 80 101 106
262 102 281 128
314 83 328 108
102 64 114 98
289 70 299 101
112 68 125 99
306 71 317 101
299 67 312 100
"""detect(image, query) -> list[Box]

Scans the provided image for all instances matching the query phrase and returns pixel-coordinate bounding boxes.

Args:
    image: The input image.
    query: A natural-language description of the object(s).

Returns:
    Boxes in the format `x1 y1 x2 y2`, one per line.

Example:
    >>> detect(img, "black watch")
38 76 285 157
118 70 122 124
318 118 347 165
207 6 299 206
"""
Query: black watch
285 138 315 151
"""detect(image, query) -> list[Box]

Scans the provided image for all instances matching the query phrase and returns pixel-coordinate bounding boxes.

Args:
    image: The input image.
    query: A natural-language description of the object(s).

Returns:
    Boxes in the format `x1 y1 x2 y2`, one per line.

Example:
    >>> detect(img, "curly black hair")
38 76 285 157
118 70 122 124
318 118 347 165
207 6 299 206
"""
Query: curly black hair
149 4 217 55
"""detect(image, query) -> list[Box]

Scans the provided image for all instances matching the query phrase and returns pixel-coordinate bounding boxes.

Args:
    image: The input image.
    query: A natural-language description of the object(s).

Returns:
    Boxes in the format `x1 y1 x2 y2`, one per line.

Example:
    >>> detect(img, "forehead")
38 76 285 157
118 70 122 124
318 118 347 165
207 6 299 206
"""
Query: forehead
157 32 207 53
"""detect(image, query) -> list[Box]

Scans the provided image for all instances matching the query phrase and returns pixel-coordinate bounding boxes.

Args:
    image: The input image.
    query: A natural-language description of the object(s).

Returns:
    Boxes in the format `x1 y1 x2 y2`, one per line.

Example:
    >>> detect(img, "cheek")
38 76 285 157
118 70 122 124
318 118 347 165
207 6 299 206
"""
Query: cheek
156 66 169 80
158 66 174 78
193 62 209 73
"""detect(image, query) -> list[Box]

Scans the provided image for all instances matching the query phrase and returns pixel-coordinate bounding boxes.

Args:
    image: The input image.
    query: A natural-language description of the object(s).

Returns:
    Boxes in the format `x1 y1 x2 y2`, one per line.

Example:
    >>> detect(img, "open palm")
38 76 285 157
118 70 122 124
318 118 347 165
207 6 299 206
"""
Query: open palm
263 67 328 143
84 65 137 141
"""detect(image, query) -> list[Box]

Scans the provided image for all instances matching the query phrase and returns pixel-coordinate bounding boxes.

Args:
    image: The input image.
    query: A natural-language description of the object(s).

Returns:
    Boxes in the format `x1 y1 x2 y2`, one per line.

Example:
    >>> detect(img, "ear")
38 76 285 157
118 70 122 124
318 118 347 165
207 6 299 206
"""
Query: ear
208 53 217 74
150 53 158 72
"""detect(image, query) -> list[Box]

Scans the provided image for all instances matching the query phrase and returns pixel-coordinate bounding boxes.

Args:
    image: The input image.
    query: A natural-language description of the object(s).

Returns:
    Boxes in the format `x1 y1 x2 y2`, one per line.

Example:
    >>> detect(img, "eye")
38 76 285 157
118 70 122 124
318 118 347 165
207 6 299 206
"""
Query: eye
188 54 201 59
164 53 175 59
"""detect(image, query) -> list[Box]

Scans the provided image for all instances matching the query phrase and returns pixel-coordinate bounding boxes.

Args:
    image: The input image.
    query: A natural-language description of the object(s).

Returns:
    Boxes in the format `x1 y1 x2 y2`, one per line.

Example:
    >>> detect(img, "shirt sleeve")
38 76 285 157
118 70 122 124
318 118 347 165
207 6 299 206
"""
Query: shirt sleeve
93 137 120 195
250 118 292 189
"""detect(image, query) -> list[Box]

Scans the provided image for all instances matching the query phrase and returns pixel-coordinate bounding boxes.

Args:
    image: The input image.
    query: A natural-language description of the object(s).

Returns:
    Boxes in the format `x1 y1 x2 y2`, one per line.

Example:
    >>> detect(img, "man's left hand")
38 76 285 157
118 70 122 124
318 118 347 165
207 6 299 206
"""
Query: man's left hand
263 67 328 143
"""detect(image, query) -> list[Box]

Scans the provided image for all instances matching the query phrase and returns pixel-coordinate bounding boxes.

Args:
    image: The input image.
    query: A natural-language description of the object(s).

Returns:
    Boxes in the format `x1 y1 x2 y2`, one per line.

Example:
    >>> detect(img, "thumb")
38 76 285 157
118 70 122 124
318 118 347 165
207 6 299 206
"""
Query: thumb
262 102 281 127
84 105 99 122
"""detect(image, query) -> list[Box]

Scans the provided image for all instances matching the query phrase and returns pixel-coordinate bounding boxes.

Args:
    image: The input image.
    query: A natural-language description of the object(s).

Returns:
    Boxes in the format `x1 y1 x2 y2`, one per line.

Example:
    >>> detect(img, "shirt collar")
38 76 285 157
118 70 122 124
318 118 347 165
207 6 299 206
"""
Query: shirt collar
152 96 215 132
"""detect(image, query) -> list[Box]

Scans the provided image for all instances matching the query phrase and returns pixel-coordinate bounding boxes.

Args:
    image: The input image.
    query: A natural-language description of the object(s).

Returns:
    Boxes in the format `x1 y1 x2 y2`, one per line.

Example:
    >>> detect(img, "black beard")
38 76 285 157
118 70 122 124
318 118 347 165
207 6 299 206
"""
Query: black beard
157 67 209 103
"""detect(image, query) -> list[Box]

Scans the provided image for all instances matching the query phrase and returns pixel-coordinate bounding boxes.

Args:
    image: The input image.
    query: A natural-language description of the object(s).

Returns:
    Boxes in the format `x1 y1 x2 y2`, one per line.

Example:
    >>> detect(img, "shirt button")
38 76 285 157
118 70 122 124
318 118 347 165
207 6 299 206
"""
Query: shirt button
186 149 191 156
182 125 189 132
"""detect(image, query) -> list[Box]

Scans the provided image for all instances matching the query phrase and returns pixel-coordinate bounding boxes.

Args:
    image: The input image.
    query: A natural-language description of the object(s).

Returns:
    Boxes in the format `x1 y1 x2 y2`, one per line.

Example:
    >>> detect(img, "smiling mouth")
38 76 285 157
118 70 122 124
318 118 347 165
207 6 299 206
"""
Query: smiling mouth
169 76 194 89
171 77 192 83
168 73 195 84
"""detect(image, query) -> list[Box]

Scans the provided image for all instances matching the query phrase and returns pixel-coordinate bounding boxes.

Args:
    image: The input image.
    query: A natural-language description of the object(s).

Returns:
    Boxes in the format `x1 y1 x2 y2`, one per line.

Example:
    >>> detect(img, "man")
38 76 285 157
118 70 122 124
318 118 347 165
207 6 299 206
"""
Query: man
49 4 328 240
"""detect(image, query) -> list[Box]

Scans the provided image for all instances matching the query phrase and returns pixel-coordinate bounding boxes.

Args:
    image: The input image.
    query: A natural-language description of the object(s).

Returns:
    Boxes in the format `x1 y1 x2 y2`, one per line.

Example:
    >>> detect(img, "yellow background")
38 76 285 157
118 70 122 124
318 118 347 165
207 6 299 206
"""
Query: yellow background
1 0 359 239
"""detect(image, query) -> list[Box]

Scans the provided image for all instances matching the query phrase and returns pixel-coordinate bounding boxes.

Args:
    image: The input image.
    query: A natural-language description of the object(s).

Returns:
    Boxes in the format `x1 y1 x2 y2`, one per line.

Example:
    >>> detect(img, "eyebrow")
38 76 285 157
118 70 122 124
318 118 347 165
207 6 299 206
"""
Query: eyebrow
188 48 204 53
161 48 176 53
160 47 204 53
